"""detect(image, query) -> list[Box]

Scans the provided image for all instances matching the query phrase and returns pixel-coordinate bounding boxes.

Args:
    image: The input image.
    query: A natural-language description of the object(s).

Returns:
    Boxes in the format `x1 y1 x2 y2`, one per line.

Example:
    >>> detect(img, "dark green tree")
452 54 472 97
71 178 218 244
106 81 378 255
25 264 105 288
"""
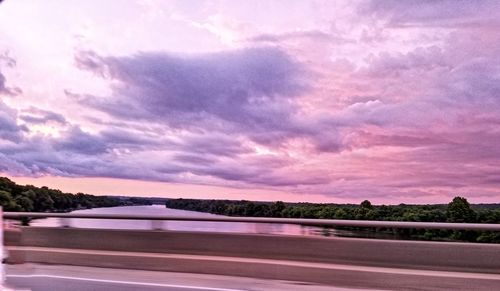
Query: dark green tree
0 190 19 211
446 196 478 241
360 200 374 209
446 196 475 223
270 201 286 217
15 195 34 212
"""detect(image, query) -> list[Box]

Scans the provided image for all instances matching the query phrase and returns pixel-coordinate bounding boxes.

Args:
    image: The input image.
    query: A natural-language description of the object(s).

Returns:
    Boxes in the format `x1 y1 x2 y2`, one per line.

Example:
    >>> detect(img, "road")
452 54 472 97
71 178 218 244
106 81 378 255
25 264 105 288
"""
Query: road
5 264 377 291
6 262 500 291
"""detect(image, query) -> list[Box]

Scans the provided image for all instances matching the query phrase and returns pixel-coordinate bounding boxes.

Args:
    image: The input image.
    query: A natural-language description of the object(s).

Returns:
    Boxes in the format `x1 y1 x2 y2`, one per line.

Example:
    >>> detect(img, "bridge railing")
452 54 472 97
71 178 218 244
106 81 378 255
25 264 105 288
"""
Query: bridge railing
3 212 500 231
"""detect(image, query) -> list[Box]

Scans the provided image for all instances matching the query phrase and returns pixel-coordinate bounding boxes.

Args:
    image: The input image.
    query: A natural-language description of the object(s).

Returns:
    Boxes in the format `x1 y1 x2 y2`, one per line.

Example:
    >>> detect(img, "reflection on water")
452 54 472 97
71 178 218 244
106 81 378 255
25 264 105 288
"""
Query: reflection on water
31 205 330 236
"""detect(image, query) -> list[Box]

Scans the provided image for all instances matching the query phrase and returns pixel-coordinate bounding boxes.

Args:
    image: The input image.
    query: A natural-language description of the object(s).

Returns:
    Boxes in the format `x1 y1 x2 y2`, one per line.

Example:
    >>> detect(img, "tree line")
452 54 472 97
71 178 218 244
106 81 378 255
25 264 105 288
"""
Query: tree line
0 176 136 212
166 197 500 243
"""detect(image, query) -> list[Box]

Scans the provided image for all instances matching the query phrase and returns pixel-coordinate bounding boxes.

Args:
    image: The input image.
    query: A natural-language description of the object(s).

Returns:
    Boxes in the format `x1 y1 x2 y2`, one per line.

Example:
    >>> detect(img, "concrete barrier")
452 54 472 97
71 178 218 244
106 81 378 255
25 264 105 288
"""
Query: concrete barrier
9 227 500 274
4 230 21 246
5 246 500 291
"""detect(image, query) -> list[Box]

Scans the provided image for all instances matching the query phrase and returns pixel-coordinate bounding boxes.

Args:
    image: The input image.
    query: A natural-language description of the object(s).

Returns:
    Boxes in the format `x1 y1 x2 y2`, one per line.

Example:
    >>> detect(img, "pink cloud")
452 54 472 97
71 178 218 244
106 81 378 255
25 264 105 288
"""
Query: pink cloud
1 1 500 203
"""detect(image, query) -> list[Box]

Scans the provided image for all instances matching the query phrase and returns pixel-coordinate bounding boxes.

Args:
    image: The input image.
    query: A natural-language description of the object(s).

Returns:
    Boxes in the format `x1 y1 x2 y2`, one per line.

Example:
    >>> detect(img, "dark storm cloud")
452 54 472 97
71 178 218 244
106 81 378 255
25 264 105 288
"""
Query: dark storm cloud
73 47 312 144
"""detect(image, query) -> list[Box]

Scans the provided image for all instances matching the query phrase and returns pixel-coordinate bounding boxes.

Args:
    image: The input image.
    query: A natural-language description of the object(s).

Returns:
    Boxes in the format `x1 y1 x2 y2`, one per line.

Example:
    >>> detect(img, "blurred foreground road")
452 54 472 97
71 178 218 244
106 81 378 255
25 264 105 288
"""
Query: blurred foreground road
6 228 500 290
5 264 378 291
6 262 500 291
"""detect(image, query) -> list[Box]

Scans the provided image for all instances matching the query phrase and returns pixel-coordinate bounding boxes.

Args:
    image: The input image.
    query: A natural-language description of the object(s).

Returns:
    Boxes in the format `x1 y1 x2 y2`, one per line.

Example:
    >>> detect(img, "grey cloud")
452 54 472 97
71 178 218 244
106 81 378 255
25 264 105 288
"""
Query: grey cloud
173 154 214 165
72 48 352 155
0 53 21 96
0 120 328 187
0 121 257 184
0 72 10 95
445 58 500 105
249 30 350 43
54 127 108 155
0 101 25 142
0 52 16 68
0 71 21 96
19 107 68 125
178 158 329 187
99 128 165 149
363 46 448 77
53 126 166 155
74 47 311 144
176 133 251 157
334 45 500 129
0 131 162 181
361 0 500 27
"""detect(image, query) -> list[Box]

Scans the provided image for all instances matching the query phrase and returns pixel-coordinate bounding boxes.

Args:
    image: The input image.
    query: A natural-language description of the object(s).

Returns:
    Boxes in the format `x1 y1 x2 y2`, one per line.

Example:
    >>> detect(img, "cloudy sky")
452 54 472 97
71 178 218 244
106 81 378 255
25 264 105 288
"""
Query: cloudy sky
1 0 500 204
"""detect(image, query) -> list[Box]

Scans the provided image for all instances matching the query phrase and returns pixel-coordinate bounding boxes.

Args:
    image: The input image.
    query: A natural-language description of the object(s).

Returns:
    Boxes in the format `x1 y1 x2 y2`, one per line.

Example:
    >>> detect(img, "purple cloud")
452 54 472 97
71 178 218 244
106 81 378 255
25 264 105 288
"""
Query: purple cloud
4 0 500 203
72 47 314 144
361 0 500 27
0 53 21 96
0 101 25 142
19 107 68 125
249 30 349 44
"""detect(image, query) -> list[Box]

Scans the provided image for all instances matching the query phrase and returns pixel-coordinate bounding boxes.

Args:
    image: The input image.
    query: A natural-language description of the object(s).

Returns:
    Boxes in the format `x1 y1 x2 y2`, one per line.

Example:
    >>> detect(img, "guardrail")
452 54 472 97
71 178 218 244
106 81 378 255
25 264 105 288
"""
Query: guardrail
3 212 500 231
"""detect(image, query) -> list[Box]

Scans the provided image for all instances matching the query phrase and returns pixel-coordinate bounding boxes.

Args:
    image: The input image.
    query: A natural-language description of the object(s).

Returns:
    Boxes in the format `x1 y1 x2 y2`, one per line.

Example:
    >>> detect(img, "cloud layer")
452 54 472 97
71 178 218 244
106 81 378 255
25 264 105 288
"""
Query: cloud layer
1 0 500 203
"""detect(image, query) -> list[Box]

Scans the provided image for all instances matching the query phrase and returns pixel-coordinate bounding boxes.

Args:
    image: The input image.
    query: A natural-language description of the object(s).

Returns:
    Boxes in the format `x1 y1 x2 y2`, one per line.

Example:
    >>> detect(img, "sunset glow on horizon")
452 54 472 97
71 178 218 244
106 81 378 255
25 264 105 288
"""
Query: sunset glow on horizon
1 1 500 204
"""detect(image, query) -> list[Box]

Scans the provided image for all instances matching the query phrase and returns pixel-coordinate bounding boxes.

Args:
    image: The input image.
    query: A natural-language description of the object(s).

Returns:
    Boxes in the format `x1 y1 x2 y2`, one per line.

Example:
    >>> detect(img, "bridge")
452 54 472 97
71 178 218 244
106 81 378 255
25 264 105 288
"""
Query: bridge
2 212 500 290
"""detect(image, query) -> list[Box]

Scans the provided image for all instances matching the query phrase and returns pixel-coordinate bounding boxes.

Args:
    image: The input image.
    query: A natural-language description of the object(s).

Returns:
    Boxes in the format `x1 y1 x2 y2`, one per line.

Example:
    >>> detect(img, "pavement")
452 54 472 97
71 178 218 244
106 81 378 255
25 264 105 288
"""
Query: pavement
4 264 382 291
7 246 500 290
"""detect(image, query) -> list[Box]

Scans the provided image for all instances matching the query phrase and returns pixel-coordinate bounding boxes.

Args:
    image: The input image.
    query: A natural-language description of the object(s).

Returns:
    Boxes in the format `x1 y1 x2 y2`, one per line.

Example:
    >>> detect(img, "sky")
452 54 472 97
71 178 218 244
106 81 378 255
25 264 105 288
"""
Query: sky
1 0 500 204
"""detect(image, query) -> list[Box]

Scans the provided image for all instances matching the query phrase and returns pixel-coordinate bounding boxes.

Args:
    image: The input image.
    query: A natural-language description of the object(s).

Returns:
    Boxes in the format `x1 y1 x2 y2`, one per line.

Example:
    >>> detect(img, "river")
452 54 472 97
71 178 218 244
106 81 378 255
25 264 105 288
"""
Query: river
30 205 330 236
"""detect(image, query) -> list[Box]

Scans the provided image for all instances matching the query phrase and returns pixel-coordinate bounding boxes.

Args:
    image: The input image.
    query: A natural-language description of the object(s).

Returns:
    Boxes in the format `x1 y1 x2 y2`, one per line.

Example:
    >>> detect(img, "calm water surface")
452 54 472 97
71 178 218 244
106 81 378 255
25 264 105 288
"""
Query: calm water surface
31 205 327 236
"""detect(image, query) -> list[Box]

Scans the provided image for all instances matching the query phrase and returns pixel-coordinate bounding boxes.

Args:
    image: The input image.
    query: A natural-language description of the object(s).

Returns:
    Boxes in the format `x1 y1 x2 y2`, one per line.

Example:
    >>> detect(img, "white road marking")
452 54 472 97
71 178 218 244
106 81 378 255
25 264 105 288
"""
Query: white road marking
6 274 248 291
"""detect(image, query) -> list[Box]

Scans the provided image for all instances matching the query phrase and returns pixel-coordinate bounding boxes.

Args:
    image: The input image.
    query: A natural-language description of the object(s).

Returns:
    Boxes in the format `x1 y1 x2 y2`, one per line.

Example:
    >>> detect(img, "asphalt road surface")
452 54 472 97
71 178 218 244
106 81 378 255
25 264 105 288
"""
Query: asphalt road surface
5 264 377 291
6 262 500 291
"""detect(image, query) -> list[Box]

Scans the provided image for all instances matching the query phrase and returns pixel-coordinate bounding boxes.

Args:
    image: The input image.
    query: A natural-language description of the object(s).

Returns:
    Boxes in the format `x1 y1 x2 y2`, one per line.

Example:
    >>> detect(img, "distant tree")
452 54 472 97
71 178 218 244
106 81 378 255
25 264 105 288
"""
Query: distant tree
0 190 19 211
360 200 373 209
164 197 500 243
0 176 127 214
355 200 374 220
15 195 34 212
334 208 348 219
270 201 286 217
20 189 36 200
447 196 475 223
33 191 54 212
